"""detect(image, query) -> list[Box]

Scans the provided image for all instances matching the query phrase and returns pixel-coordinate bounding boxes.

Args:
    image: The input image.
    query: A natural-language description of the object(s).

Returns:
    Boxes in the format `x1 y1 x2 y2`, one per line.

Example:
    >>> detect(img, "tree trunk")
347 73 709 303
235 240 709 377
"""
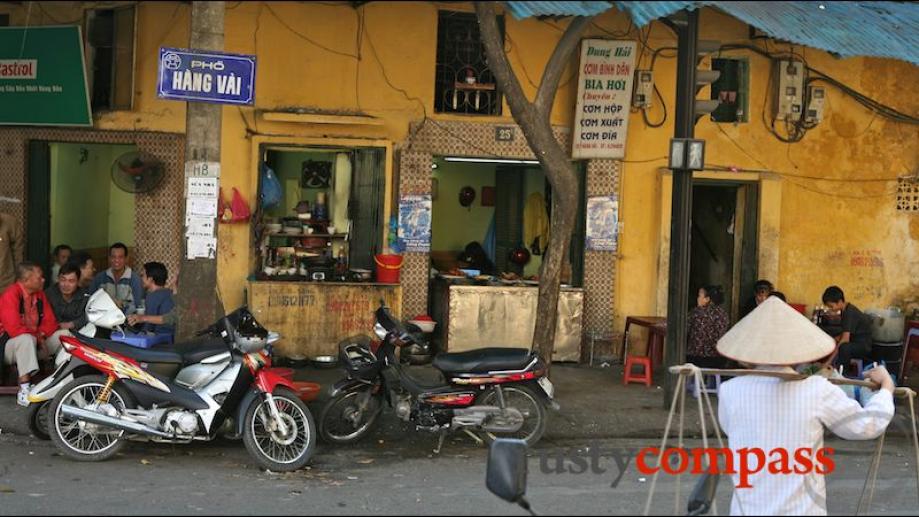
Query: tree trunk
175 1 225 341
476 2 592 365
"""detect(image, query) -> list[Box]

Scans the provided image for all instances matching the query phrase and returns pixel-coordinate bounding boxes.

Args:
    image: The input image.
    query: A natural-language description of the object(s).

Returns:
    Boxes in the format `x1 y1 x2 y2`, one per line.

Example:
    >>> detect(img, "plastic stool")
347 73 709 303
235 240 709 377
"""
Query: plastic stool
623 355 653 387
690 374 722 399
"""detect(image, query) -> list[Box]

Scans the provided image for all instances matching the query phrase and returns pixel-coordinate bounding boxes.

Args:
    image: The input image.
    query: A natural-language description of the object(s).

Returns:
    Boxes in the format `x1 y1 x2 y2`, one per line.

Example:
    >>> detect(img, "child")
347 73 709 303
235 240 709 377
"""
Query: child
127 261 175 336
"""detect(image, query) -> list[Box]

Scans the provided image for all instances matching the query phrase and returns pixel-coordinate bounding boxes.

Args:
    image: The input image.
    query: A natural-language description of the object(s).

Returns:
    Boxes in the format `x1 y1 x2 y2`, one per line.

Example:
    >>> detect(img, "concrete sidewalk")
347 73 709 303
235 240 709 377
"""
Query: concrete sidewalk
4 361 916 445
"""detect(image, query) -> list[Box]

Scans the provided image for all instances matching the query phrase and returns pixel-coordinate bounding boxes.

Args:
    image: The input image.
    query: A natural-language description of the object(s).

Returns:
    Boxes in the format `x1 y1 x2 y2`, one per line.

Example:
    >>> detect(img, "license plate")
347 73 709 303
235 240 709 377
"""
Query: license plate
537 377 554 399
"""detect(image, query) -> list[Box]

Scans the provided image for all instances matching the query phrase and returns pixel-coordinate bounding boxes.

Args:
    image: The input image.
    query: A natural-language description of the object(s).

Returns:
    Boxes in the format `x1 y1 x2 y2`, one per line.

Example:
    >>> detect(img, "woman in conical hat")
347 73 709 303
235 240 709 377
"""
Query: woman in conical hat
716 296 895 516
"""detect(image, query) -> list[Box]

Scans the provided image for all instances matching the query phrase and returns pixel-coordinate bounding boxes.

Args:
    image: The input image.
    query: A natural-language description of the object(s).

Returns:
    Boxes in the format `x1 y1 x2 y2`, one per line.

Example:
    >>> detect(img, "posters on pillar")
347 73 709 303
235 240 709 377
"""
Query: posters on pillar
586 196 619 252
187 198 218 218
187 177 218 199
187 236 217 260
398 195 432 253
571 39 637 160
185 217 215 239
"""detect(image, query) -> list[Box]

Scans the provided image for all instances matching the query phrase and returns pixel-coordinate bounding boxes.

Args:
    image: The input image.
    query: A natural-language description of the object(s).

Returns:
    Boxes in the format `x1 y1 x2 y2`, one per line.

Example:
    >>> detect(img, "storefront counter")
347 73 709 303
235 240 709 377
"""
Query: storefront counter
444 285 583 362
247 281 401 359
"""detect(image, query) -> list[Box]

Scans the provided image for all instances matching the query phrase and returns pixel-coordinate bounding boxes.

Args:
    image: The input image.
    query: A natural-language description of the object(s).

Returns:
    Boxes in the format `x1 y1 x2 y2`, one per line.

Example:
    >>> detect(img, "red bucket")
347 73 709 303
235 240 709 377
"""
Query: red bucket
374 254 403 284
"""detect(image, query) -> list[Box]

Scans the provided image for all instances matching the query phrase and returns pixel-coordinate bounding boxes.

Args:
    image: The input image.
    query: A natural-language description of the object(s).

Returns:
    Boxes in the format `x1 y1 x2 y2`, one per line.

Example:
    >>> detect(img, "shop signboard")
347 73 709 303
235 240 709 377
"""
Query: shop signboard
0 26 91 126
158 47 256 105
586 195 619 252
571 39 637 160
398 194 432 253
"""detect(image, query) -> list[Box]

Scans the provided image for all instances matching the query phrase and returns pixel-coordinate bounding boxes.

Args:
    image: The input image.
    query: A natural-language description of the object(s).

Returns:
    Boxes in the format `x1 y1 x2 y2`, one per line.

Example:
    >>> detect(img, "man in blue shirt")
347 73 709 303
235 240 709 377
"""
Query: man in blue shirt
89 243 144 315
126 261 175 337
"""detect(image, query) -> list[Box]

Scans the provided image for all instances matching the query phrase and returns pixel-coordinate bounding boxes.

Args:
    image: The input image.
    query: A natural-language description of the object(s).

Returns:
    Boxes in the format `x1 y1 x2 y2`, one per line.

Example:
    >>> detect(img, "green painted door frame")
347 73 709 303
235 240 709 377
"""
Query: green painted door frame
26 140 51 280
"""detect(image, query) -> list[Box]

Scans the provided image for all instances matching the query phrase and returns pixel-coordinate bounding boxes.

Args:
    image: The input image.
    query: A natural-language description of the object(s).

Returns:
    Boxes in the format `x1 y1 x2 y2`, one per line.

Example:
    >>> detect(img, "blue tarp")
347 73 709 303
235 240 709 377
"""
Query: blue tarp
504 1 919 65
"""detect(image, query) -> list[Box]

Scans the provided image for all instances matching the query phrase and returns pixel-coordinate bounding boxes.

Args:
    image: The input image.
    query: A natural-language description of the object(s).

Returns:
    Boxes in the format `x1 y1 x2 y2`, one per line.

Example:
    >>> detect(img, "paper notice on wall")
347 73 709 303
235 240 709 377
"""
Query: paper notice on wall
398 194 432 253
187 198 218 218
187 236 217 260
186 216 215 238
187 177 218 199
571 40 637 159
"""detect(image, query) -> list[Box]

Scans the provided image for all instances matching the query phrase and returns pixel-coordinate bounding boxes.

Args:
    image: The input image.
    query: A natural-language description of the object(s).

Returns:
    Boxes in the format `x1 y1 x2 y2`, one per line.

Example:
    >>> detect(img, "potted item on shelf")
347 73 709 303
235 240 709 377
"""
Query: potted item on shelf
349 268 372 282
312 192 329 222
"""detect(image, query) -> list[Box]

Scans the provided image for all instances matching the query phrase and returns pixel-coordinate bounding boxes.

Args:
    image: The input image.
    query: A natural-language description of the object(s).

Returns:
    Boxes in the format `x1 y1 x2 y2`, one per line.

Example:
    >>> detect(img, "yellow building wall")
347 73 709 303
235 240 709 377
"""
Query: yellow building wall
3 2 916 326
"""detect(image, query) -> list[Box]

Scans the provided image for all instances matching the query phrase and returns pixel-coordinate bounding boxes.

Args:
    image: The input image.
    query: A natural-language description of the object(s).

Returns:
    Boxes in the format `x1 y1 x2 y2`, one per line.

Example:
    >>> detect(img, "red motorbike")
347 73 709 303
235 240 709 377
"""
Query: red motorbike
44 308 316 472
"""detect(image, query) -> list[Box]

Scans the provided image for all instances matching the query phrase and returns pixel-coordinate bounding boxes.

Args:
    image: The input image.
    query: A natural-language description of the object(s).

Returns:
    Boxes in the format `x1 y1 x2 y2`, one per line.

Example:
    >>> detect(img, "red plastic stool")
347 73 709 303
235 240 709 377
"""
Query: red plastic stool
623 355 653 387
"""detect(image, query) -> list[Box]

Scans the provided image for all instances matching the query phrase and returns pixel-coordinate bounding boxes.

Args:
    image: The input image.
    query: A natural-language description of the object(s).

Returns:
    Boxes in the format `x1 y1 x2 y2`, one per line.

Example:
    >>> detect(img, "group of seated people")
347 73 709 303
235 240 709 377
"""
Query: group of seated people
686 278 875 374
1 242 176 406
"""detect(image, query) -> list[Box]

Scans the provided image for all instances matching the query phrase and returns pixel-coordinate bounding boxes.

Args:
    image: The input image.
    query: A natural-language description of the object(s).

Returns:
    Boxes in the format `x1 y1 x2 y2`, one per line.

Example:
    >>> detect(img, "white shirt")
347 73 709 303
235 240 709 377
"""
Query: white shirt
718 367 894 516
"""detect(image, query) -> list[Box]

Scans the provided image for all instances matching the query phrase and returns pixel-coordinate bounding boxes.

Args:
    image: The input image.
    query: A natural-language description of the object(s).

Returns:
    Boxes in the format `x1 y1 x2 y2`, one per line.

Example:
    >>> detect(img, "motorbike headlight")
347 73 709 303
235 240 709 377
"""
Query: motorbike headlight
374 323 388 340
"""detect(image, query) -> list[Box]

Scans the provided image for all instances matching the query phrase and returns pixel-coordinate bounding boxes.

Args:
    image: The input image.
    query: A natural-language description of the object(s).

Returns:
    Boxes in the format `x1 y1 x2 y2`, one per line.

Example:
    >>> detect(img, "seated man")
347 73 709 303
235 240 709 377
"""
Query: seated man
126 261 175 336
822 285 874 368
45 262 89 333
68 251 96 291
49 244 72 285
90 242 143 315
0 262 61 406
740 279 774 318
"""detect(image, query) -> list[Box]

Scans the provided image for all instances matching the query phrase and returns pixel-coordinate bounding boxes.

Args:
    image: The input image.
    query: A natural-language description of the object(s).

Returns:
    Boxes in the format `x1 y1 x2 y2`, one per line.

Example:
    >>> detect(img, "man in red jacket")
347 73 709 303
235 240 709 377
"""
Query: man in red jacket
0 262 59 406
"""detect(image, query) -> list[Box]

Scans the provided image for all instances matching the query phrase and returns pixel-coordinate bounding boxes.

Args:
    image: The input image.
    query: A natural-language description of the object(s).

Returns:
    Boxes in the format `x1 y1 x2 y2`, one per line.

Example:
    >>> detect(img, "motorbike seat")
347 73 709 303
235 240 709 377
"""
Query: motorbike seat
77 335 184 365
76 335 230 367
432 347 535 374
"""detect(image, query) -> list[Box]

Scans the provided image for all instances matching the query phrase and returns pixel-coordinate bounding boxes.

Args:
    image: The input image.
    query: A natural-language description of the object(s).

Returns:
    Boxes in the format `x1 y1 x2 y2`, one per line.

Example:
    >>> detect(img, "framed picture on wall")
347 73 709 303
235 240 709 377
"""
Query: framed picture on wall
301 160 332 189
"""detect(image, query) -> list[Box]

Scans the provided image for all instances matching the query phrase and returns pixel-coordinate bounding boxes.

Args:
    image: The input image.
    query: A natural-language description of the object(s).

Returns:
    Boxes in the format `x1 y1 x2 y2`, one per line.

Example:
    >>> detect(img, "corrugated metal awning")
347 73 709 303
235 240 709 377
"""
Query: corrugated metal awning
504 1 919 66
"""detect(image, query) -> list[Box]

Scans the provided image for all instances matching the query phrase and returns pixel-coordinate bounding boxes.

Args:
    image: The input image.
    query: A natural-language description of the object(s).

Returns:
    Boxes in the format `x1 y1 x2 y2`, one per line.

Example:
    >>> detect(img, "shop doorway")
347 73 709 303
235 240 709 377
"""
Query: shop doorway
428 157 586 283
689 181 759 321
27 141 138 281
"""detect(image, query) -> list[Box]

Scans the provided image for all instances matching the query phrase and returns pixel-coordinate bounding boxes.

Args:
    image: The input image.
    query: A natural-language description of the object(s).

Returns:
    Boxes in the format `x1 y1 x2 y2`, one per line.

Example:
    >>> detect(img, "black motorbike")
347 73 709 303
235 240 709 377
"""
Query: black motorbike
318 303 557 450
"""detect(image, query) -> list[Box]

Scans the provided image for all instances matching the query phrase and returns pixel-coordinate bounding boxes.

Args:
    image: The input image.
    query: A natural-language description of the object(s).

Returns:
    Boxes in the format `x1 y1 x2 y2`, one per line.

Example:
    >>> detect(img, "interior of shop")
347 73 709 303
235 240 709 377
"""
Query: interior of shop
689 181 760 321
427 156 587 353
429 156 558 280
46 142 138 273
256 145 386 282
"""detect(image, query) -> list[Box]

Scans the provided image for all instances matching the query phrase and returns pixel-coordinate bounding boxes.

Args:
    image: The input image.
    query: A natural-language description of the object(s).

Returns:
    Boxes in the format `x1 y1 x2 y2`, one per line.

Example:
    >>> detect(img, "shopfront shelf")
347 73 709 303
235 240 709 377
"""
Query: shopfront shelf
266 233 348 238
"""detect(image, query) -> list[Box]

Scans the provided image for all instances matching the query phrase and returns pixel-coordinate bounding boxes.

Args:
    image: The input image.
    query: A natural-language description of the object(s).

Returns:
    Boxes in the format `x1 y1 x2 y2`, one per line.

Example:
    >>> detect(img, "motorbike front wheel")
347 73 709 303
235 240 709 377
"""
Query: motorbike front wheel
478 384 547 447
243 388 316 472
47 375 134 462
28 401 51 440
318 388 383 444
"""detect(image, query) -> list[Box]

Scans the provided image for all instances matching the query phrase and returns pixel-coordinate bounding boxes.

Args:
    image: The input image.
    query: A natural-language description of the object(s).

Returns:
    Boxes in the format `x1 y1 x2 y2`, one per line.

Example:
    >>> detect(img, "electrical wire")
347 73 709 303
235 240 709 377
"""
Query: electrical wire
641 83 667 128
262 2 359 60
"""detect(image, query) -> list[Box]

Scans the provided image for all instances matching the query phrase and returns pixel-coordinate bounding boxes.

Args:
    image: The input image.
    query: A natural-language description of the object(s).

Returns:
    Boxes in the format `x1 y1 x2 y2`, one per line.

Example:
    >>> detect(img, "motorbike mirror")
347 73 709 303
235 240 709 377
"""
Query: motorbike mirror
687 473 720 516
486 439 531 512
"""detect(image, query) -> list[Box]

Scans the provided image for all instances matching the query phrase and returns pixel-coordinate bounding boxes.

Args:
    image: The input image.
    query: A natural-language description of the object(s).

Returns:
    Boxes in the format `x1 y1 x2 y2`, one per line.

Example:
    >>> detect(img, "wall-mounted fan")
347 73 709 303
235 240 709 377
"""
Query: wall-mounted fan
111 151 165 194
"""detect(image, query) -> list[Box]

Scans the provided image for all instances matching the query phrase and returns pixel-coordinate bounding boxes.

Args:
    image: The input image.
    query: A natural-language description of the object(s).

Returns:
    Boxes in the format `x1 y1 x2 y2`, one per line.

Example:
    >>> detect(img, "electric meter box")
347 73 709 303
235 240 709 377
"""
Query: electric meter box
775 60 805 120
806 86 826 123
633 70 654 109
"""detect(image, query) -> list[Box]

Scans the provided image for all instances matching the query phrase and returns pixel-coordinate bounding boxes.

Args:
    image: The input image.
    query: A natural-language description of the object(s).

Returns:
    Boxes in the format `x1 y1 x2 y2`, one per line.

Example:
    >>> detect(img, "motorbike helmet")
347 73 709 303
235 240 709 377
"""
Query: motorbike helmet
233 311 269 353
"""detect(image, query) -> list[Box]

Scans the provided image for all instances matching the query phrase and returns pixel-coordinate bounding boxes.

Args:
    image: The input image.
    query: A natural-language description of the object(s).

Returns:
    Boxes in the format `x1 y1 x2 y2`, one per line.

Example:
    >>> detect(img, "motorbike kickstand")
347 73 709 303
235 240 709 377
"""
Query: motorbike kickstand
463 429 484 447
433 430 448 455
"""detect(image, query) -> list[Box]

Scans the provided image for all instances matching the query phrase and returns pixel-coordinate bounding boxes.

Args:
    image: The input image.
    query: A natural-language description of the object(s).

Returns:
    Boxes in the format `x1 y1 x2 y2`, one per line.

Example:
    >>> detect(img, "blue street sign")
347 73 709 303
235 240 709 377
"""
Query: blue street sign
157 47 256 105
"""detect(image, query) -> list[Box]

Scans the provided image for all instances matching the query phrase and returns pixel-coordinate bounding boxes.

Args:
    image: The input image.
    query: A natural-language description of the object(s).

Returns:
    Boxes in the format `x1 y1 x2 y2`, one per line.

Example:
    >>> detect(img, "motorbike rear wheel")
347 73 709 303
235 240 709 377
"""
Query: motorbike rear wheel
243 388 316 472
318 388 383 444
28 401 51 441
478 384 547 447
47 375 134 462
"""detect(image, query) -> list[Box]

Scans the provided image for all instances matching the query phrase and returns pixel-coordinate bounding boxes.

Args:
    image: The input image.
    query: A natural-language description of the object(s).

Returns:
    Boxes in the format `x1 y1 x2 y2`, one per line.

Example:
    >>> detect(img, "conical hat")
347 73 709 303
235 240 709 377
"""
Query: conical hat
716 296 836 366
